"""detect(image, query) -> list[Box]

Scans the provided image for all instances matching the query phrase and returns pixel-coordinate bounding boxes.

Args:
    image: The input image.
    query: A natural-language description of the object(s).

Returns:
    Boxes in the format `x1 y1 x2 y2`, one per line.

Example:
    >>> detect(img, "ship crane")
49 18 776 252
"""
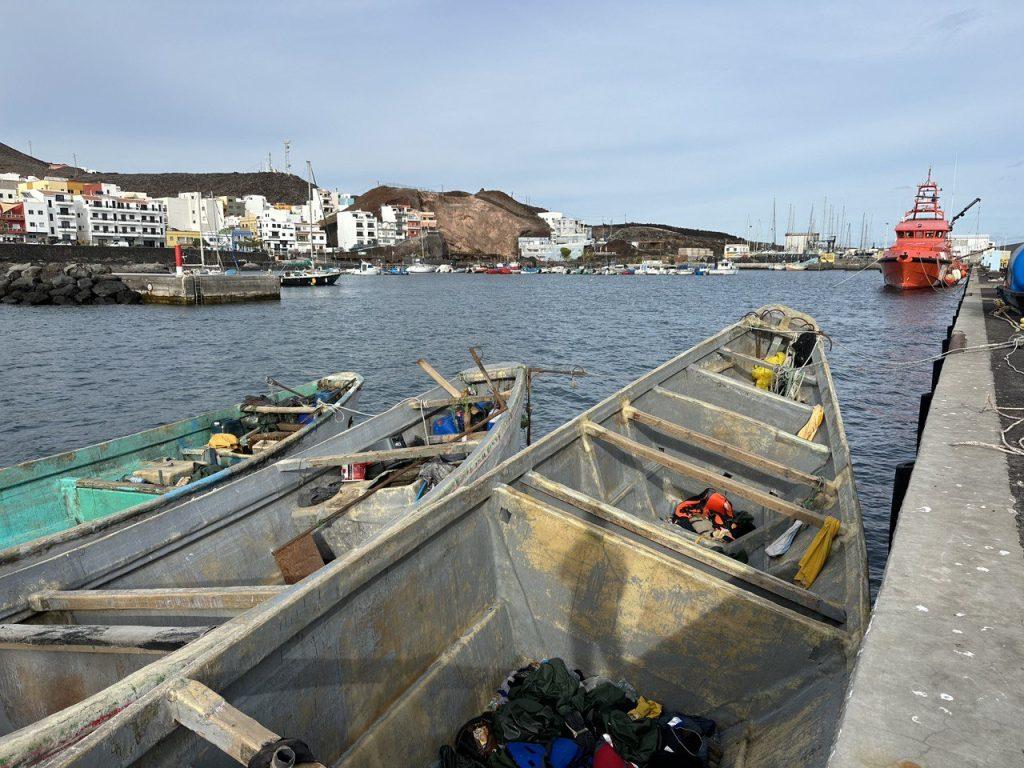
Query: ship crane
950 197 981 228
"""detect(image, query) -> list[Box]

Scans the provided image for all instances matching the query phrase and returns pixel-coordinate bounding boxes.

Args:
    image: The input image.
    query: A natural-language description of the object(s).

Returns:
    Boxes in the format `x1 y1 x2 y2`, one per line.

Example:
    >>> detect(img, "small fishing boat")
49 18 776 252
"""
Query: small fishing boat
706 260 739 275
0 361 528 762
384 265 408 275
880 171 980 290
0 373 363 551
348 260 380 276
0 310 868 768
279 269 340 286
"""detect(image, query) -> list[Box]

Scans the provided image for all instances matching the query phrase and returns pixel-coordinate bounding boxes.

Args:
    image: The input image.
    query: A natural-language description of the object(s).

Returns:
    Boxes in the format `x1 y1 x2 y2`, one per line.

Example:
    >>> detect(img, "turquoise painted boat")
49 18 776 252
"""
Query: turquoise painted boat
0 372 363 552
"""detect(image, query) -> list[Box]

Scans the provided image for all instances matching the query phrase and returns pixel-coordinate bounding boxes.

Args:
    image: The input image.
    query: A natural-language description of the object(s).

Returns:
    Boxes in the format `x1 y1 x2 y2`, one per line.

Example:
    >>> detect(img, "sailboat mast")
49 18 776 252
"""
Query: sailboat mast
197 190 206 268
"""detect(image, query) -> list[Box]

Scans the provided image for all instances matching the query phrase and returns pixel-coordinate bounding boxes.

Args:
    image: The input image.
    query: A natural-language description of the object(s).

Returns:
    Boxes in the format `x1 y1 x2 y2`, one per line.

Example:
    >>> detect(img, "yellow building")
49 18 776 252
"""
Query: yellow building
165 229 201 247
18 177 70 194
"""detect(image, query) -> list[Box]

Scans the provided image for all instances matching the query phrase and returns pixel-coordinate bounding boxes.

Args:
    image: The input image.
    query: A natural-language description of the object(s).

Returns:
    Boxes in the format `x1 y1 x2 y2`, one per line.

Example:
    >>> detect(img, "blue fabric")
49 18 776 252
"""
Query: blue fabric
506 742 546 768
548 737 582 768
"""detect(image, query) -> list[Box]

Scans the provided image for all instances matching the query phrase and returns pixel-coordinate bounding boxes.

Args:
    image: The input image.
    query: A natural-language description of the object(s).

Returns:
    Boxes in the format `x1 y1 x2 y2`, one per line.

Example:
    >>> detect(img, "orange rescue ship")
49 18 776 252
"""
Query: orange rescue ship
880 171 978 290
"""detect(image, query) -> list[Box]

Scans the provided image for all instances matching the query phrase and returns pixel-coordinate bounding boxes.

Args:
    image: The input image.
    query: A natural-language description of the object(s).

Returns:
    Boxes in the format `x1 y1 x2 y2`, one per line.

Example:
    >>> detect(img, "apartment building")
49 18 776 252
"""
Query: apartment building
158 192 225 242
336 210 378 250
74 192 167 247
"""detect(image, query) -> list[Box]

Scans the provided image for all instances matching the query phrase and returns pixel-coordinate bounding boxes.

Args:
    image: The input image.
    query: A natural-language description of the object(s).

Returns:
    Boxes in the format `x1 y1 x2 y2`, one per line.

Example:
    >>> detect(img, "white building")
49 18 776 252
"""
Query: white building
949 234 994 259
0 173 20 205
723 243 751 258
336 210 378 250
22 189 77 242
255 210 297 255
22 196 48 242
158 192 224 241
518 211 593 260
784 232 820 254
74 191 167 247
377 219 399 247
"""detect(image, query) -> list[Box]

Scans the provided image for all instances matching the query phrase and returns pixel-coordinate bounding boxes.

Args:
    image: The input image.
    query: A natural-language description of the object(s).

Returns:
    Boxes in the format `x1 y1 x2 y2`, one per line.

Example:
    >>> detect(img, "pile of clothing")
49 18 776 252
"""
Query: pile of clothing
438 659 717 768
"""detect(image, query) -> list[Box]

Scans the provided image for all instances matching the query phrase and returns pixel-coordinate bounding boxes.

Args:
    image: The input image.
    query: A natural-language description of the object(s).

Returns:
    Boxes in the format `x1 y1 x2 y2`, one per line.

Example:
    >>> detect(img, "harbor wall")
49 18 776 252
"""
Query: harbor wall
0 243 271 271
115 273 280 304
829 271 1024 767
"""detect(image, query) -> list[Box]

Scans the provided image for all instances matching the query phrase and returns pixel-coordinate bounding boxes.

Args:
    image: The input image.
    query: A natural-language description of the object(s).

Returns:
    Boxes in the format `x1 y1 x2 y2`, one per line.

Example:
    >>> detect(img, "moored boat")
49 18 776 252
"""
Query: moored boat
706 260 739 275
879 171 980 290
279 269 340 286
0 361 528 763
0 372 363 551
348 260 380 276
0 309 868 768
407 260 437 273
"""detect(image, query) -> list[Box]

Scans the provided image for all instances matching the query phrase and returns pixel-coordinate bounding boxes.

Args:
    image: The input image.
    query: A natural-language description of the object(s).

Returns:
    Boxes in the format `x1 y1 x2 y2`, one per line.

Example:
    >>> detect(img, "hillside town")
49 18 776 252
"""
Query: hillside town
0 171 599 261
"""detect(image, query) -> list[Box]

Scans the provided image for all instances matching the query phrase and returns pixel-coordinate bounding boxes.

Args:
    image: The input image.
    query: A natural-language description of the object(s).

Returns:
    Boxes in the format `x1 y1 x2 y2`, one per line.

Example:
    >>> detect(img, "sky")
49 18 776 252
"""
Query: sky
2 0 1022 244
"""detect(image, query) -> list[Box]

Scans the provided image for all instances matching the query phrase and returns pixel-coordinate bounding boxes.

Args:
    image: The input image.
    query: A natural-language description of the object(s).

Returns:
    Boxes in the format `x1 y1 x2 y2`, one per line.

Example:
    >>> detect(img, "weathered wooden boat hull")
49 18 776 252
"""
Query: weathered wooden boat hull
0 364 526 754
0 374 363 551
0 310 867 768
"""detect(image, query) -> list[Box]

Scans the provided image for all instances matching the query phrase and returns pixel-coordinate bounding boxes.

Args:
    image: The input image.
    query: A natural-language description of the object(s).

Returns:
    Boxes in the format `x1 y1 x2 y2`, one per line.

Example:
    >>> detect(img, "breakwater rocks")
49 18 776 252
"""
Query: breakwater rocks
0 263 142 306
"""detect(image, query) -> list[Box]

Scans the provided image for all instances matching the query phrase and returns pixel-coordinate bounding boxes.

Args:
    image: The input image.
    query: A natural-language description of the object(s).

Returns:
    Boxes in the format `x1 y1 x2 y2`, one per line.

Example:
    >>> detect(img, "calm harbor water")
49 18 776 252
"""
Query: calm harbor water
0 271 961 591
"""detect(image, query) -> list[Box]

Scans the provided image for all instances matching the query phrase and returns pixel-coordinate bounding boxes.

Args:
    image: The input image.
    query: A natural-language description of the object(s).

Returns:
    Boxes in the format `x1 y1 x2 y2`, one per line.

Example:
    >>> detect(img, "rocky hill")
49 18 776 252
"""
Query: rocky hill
349 186 550 259
591 222 745 259
0 142 311 204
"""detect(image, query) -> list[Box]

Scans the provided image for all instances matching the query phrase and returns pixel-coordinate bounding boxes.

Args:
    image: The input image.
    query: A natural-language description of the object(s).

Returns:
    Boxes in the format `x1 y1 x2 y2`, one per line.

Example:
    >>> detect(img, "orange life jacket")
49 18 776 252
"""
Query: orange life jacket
673 488 735 528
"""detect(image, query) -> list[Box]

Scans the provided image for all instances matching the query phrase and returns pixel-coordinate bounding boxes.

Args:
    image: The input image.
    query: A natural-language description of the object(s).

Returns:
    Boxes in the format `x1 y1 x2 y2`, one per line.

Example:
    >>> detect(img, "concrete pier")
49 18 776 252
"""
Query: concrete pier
115 273 280 305
829 272 1024 767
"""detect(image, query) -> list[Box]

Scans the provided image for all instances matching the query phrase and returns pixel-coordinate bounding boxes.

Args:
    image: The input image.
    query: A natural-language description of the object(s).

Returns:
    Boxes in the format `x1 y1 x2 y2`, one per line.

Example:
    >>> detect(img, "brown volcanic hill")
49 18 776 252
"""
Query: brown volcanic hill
0 142 311 204
591 222 745 259
349 186 550 258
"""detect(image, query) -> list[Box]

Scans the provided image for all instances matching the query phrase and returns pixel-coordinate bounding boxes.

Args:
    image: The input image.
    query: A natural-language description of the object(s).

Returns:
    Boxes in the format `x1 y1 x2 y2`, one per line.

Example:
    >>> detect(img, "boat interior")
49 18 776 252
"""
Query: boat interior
0 373 362 550
0 365 526 743
0 310 867 768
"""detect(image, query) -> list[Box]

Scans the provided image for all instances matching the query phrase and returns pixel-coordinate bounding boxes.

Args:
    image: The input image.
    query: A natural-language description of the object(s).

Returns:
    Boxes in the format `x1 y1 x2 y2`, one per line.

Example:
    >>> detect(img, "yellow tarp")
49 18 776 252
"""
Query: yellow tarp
751 352 786 389
795 515 840 588
208 433 239 450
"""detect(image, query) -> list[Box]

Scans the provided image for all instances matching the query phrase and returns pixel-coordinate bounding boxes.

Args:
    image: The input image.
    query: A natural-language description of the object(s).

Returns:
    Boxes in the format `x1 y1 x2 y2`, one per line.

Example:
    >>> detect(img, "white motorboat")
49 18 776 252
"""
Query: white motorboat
350 260 381 276
407 260 437 273
706 260 739 275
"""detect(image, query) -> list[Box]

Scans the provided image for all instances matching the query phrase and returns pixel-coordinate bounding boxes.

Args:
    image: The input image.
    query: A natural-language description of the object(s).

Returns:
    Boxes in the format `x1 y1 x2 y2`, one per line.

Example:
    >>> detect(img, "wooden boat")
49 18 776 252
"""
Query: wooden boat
0 373 363 551
279 269 340 286
0 309 869 768
0 362 527 762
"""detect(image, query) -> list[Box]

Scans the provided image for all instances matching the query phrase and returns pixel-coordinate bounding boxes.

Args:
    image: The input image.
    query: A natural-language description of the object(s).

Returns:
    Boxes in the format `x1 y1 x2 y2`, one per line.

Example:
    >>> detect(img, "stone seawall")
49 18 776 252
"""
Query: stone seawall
0 243 271 272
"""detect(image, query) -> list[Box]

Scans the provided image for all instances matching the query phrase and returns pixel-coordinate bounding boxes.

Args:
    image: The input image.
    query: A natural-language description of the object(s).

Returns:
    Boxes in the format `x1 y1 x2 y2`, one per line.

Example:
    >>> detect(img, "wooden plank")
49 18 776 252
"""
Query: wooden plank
622 405 832 491
168 678 326 767
583 421 837 531
240 404 319 414
0 624 211 654
28 586 286 613
416 359 463 398
74 478 167 495
410 392 511 410
468 348 508 411
276 439 480 472
513 474 846 623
